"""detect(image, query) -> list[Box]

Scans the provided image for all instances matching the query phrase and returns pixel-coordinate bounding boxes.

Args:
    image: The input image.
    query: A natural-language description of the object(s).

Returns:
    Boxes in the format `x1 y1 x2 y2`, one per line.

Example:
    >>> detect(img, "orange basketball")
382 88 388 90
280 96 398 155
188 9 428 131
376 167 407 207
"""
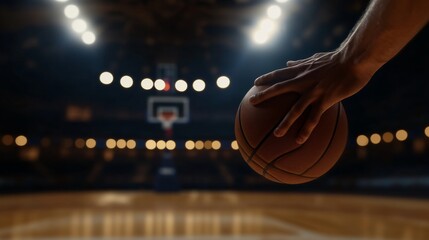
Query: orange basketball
235 86 348 184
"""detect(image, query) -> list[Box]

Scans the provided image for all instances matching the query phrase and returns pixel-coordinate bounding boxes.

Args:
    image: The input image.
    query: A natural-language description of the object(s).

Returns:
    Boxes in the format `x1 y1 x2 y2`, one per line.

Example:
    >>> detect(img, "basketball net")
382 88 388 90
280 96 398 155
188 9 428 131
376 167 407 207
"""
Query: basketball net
158 111 177 138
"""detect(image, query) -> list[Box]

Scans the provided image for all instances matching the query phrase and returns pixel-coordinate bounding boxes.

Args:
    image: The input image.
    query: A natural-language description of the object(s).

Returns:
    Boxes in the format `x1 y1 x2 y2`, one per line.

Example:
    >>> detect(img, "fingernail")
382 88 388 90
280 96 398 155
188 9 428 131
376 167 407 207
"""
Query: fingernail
274 129 283 137
254 78 261 85
296 136 305 144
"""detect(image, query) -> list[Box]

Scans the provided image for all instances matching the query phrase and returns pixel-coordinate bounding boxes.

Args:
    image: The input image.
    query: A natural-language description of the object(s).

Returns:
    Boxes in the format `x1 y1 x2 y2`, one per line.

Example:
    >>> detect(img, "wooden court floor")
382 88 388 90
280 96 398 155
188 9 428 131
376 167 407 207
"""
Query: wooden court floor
0 191 428 239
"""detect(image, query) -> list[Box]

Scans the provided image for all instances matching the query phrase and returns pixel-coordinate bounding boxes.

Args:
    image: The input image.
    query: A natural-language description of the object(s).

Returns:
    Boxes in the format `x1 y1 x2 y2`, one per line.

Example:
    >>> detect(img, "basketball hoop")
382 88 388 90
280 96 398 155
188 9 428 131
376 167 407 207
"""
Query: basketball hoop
157 108 178 131
147 96 190 138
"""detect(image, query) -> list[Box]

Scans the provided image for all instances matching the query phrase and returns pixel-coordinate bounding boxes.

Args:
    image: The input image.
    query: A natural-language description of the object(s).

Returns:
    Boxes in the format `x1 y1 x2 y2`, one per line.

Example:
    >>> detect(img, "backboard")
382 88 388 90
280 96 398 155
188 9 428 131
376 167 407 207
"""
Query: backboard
147 96 190 130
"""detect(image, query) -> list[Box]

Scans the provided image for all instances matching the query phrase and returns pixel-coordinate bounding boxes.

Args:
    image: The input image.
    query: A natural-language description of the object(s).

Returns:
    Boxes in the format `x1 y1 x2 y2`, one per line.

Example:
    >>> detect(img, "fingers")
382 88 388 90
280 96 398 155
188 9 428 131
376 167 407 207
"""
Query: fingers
286 52 327 67
273 96 314 137
287 59 309 67
254 65 303 86
295 104 325 144
249 80 298 105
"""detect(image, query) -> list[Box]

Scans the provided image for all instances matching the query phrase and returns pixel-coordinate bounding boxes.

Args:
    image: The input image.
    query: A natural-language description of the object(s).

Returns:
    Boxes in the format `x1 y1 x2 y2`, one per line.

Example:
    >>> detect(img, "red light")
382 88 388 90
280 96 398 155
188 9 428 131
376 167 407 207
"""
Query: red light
164 81 171 91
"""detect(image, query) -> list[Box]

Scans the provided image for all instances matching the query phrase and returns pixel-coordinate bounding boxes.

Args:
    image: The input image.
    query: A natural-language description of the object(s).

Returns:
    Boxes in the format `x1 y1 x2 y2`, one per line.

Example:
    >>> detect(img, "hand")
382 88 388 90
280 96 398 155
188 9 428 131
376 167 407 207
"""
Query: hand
249 51 374 144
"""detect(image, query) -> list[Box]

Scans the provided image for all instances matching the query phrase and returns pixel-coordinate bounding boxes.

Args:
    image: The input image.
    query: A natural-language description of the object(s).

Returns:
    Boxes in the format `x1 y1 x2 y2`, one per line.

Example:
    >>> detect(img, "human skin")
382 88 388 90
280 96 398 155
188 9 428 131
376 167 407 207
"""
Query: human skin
249 0 429 144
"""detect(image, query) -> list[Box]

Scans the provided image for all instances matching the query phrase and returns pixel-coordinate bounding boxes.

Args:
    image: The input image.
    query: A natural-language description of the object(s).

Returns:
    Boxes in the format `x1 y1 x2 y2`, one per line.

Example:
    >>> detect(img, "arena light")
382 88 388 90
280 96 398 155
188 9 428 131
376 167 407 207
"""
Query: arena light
370 133 381 144
252 30 269 44
126 139 136 149
117 139 126 149
145 140 156 150
81 31 96 45
267 5 282 19
71 19 87 33
204 140 212 150
212 140 221 150
86 138 96 149
175 80 188 92
356 135 369 147
195 140 204 150
156 140 166 150
185 140 195 150
154 79 166 91
64 5 79 19
166 140 176 150
251 15 278 45
425 126 429 137
258 18 277 34
2 135 14 146
141 78 153 90
192 79 206 92
99 72 114 85
106 138 116 149
231 140 239 150
120 76 133 88
382 132 394 143
395 129 408 141
15 135 28 147
216 76 230 89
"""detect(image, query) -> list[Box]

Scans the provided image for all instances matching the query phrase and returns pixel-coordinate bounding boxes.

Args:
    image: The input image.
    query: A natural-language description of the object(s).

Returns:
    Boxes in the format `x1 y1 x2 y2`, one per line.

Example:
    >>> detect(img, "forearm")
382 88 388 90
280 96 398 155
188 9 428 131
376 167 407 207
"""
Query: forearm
337 0 429 77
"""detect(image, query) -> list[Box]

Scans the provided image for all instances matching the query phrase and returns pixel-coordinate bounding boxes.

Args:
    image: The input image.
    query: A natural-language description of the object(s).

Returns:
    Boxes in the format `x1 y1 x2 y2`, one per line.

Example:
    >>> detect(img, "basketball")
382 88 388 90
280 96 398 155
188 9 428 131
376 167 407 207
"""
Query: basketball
235 86 348 184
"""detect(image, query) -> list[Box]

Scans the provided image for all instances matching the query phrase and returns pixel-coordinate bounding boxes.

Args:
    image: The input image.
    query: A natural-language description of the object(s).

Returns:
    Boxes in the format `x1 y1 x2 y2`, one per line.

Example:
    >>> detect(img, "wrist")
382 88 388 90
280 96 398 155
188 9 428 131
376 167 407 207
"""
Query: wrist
334 43 383 82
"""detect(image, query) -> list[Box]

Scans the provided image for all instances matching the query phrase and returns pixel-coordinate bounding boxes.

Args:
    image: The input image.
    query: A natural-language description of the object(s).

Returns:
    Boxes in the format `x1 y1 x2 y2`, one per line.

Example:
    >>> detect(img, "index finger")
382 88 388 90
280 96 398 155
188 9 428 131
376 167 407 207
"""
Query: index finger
254 65 304 86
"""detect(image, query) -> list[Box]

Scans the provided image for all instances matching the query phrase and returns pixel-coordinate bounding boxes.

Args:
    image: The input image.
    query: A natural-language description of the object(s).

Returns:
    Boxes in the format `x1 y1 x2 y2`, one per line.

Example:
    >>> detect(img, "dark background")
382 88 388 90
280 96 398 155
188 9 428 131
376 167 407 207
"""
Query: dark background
0 0 428 195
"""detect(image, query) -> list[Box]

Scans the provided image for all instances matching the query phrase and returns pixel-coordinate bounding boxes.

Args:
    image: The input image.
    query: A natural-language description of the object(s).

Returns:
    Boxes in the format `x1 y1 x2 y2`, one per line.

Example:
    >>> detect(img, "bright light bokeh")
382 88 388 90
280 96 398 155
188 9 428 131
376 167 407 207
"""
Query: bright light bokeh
71 19 87 33
396 129 408 141
175 80 188 92
195 140 204 150
99 72 114 85
64 5 79 19
154 79 166 91
56 0 68 2
267 5 282 19
15 135 28 147
231 140 239 150
106 139 116 149
425 126 429 137
204 140 212 150
276 0 289 2
258 19 277 33
116 139 126 149
356 135 369 147
252 17 278 45
252 30 269 44
141 78 153 90
212 140 221 150
156 140 166 150
370 133 381 144
192 79 206 92
120 76 133 88
166 140 176 150
145 140 156 150
216 76 230 89
86 138 96 149
185 140 195 150
126 139 136 149
82 31 96 45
